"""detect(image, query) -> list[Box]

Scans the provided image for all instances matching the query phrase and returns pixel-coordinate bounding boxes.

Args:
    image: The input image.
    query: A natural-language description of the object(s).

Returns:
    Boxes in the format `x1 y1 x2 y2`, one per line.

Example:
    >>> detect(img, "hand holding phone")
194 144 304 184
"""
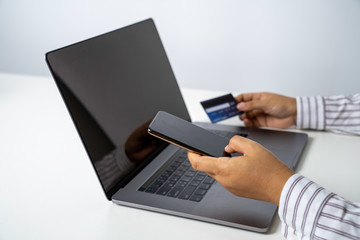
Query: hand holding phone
148 111 231 157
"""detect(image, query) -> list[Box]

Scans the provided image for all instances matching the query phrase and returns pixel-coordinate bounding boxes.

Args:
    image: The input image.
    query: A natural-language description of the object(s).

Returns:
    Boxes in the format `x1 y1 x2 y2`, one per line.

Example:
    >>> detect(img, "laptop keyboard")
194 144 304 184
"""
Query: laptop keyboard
138 130 247 202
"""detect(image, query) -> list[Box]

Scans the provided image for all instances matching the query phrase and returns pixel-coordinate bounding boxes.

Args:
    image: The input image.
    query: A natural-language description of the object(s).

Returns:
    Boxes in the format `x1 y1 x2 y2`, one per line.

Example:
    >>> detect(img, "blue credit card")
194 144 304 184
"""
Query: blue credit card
200 93 243 123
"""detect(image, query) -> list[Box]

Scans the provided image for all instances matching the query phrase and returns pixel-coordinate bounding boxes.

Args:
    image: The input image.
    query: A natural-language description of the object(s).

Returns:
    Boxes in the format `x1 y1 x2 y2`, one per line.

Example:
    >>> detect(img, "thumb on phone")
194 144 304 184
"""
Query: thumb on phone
225 135 254 154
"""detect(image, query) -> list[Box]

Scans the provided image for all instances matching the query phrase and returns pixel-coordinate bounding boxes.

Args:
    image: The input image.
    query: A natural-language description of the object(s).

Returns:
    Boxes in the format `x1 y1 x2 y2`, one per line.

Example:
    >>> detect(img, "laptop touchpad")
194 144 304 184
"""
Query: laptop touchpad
268 148 299 170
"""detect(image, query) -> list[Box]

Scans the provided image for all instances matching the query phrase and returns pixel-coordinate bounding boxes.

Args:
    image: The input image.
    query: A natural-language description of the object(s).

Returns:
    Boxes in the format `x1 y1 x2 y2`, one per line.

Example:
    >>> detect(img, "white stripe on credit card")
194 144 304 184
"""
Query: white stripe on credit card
205 103 230 113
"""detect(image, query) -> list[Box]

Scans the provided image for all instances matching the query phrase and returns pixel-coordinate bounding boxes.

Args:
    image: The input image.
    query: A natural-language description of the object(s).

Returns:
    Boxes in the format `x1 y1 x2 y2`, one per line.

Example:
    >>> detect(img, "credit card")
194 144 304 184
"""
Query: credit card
200 93 243 123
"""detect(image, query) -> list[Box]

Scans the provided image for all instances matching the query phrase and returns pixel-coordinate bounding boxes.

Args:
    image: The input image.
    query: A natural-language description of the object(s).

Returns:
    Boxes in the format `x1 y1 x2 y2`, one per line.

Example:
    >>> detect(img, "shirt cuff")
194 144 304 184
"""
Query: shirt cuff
278 174 333 239
296 96 325 130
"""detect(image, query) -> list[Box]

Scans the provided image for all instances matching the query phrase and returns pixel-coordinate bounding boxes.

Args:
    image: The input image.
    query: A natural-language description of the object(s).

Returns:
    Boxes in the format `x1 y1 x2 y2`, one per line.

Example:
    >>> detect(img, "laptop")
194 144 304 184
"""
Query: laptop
45 18 307 232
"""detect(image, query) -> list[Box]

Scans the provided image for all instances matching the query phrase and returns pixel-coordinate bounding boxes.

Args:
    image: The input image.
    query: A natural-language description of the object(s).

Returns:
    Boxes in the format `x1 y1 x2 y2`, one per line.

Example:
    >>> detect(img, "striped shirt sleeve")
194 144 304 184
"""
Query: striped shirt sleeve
278 174 360 240
296 94 360 135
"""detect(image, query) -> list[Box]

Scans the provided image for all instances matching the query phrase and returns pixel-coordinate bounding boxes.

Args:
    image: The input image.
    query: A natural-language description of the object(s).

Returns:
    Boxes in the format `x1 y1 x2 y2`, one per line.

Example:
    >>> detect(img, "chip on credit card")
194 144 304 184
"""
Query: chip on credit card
200 93 243 123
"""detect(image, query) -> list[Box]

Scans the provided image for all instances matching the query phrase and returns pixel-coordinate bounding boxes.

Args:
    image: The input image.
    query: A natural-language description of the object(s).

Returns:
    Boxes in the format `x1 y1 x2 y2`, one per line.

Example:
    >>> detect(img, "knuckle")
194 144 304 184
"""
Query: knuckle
230 135 241 145
229 136 237 145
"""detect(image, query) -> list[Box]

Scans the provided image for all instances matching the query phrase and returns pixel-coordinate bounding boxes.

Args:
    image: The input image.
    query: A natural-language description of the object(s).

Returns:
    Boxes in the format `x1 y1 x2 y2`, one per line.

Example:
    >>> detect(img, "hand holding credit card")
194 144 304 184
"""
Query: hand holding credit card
201 93 243 123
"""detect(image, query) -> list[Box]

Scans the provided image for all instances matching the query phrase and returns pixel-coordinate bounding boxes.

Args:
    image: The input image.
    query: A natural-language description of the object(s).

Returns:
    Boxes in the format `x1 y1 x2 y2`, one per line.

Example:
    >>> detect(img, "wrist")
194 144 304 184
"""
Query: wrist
267 166 294 206
289 97 297 126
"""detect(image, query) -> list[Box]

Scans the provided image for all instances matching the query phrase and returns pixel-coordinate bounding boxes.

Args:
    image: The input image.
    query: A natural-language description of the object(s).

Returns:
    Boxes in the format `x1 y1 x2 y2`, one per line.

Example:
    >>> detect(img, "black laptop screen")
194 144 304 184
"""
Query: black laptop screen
46 19 190 199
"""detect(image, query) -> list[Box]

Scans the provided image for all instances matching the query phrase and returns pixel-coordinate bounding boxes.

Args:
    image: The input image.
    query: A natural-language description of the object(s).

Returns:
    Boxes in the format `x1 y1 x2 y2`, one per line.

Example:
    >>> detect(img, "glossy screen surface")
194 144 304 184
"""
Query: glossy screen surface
46 19 190 198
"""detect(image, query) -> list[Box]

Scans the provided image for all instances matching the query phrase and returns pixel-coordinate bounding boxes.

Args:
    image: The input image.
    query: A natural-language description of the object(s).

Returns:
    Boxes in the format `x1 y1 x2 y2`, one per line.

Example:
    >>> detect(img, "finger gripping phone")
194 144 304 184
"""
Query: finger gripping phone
148 111 231 157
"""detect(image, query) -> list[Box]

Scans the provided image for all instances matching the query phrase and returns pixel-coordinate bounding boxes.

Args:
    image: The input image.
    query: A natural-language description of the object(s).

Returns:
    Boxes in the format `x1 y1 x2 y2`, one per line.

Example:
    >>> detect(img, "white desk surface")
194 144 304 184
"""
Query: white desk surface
1 73 359 240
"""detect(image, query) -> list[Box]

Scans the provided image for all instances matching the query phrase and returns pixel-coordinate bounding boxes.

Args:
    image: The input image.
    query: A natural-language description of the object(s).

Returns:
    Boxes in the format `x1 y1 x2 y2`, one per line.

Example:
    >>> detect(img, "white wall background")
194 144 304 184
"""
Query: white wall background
1 0 360 96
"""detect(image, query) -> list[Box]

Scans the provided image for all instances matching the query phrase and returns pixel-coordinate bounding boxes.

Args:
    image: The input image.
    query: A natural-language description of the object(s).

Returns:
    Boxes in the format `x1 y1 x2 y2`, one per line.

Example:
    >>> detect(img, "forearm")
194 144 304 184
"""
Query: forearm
296 94 360 135
278 174 360 239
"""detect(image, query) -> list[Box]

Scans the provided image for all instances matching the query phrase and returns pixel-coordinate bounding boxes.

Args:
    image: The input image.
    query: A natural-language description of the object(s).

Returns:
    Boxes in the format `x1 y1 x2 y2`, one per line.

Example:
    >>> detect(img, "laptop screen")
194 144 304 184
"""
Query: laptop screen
46 19 190 199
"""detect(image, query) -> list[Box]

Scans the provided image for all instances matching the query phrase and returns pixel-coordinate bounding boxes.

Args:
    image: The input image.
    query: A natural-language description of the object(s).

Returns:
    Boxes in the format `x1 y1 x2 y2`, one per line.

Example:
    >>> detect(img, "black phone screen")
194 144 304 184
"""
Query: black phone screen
148 111 231 157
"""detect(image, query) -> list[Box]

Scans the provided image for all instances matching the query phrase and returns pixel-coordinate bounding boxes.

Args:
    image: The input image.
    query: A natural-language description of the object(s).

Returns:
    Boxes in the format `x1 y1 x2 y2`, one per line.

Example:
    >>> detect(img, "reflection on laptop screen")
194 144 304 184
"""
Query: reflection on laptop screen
46 19 190 197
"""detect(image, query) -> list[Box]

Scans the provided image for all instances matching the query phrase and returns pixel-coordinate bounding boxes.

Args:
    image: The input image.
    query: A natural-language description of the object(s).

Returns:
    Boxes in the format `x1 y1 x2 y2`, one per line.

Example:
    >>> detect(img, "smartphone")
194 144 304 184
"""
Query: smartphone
148 111 231 157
